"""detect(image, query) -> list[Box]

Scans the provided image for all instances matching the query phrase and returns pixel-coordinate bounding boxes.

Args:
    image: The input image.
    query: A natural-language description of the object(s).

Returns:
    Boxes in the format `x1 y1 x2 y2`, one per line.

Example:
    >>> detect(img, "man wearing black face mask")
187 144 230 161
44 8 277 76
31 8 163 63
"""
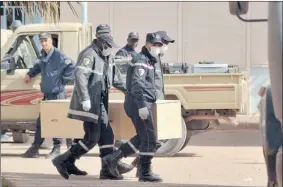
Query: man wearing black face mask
115 32 139 59
68 24 134 180
103 33 164 182
52 34 131 180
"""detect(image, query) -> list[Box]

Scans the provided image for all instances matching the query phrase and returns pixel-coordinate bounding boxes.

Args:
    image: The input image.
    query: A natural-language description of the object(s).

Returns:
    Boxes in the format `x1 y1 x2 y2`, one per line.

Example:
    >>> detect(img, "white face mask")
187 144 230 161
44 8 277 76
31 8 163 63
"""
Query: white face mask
149 46 160 57
102 48 112 56
160 45 168 56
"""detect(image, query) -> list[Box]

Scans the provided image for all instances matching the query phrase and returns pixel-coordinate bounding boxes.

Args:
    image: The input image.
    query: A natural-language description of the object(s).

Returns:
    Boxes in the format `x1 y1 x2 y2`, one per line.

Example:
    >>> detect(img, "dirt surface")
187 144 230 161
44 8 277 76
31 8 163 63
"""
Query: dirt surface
1 129 266 187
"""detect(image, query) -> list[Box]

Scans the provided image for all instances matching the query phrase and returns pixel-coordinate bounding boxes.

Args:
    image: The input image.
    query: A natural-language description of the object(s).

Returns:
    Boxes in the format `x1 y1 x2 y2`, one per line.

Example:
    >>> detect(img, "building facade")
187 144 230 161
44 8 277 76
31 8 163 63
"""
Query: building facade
59 1 268 68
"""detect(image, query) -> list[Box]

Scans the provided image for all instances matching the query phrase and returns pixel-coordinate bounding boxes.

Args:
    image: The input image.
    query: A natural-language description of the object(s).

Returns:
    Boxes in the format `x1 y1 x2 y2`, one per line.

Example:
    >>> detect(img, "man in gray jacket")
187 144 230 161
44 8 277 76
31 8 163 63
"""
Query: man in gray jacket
52 33 132 180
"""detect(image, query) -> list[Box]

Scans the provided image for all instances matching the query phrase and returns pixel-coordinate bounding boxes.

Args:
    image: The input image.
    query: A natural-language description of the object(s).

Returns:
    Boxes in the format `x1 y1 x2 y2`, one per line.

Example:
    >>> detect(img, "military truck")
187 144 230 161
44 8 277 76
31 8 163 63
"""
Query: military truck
1 29 13 47
0 23 249 156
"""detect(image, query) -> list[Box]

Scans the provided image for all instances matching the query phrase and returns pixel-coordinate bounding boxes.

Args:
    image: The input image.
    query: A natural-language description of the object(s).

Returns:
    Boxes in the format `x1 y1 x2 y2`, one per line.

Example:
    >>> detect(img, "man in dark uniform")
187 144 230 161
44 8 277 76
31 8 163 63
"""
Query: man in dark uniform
115 32 139 59
21 33 75 159
69 24 134 179
114 32 139 77
52 33 132 180
259 85 283 187
129 30 175 177
103 33 164 182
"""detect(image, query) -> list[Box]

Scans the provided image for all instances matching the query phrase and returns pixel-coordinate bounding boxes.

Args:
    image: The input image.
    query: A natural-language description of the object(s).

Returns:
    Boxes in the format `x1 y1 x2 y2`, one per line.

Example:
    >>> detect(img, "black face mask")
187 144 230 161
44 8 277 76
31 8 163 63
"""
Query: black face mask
127 39 138 49
127 44 136 49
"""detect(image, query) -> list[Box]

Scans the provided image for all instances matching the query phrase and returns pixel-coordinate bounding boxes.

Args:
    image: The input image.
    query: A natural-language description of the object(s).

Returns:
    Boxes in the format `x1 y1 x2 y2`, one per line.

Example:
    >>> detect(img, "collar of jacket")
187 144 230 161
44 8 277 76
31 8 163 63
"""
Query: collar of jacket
41 47 55 62
141 46 157 64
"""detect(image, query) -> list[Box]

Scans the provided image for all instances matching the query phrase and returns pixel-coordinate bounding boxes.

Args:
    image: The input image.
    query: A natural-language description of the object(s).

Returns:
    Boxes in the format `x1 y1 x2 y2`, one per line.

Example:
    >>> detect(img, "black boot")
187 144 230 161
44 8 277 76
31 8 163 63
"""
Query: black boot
45 144 61 159
102 149 124 177
52 150 75 179
67 156 88 176
131 156 140 178
139 156 162 182
21 144 40 158
100 159 123 180
117 160 135 174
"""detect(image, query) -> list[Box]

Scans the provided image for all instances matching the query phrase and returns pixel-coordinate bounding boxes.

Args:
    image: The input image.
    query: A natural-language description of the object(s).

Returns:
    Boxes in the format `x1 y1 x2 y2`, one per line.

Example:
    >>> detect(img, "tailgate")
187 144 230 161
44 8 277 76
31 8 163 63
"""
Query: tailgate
164 73 249 112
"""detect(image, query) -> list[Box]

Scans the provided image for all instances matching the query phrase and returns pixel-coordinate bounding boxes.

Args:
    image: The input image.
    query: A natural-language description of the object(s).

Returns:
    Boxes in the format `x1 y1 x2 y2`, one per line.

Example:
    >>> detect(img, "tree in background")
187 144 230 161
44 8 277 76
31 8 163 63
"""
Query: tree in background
3 1 79 23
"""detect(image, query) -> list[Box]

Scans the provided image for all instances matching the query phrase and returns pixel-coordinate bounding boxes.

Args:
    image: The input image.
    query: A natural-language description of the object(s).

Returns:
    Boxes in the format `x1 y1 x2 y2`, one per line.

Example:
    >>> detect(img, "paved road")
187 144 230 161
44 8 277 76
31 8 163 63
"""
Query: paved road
1 129 266 187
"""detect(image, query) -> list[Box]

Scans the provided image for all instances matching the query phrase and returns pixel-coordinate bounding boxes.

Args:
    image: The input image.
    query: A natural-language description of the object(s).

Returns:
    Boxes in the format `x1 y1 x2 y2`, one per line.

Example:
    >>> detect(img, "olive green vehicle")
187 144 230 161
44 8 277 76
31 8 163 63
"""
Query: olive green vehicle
0 23 249 156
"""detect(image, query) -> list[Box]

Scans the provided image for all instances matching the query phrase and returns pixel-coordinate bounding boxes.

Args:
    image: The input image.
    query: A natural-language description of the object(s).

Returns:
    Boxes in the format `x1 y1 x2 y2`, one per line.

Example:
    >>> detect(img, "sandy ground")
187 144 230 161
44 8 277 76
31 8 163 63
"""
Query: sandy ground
1 129 266 187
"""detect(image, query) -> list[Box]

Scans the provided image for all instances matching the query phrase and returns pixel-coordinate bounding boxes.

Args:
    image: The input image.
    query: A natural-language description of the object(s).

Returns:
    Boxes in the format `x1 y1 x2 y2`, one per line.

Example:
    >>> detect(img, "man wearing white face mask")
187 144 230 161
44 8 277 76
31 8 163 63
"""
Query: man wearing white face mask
103 33 164 182
127 31 175 178
154 31 175 100
52 34 133 180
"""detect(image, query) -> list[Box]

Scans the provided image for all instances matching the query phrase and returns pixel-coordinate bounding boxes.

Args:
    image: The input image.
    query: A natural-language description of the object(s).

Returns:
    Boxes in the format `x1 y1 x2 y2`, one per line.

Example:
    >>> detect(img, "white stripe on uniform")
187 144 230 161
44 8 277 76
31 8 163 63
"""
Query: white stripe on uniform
129 62 154 69
127 141 138 153
68 109 99 120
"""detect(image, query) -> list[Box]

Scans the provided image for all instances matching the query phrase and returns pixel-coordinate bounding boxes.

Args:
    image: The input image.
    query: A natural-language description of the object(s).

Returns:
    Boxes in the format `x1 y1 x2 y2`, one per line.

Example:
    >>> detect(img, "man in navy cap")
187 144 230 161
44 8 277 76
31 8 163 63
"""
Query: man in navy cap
103 33 164 182
115 32 139 59
70 24 134 178
96 24 111 37
52 33 133 180
154 31 175 100
128 31 175 178
21 32 75 159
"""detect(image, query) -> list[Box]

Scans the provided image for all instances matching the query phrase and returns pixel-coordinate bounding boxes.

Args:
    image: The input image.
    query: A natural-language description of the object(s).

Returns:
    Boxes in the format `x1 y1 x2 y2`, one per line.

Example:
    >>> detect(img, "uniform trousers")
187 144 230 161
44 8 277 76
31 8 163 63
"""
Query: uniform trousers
119 95 157 157
70 101 114 158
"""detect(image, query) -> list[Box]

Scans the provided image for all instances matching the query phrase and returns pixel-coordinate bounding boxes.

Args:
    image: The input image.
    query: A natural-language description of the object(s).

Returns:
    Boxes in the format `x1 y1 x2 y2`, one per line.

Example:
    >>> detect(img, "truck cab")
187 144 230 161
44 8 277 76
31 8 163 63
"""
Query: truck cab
1 23 92 143
1 23 249 156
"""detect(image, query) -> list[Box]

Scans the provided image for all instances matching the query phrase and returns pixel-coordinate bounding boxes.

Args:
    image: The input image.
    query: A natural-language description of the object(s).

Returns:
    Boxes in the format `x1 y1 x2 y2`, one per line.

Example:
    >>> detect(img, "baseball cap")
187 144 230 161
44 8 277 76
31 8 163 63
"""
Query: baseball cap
155 31 175 43
146 33 163 45
128 32 139 40
39 32 52 39
96 24 111 34
99 34 119 48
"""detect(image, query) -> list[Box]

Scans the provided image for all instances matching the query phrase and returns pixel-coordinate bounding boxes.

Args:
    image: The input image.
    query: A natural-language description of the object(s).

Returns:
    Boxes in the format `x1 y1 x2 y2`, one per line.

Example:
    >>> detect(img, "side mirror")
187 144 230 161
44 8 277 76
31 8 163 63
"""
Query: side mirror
229 1 249 15
1 56 16 75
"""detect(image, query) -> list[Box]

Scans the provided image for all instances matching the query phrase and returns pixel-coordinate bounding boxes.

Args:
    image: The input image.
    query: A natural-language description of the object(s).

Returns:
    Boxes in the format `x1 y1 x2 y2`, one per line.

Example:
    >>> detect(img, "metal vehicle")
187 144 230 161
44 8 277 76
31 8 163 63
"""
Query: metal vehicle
1 29 12 47
1 23 249 156
229 2 282 187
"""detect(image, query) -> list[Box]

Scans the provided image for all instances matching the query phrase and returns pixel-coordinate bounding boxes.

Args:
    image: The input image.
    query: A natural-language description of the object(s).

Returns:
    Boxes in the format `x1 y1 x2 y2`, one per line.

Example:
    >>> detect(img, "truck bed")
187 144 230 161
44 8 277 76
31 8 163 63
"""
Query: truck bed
163 73 249 113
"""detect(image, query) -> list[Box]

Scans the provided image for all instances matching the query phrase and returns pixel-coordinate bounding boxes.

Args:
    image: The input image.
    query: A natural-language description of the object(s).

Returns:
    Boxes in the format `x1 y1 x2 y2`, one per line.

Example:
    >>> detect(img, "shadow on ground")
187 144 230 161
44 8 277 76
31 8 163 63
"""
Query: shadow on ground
188 130 262 147
2 172 264 187
0 152 200 158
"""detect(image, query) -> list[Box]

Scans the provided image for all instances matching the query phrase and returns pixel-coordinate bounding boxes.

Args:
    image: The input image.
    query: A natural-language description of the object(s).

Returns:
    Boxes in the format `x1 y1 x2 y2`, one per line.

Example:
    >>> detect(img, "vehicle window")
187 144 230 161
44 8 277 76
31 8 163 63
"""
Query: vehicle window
32 35 42 52
6 33 60 70
12 36 37 69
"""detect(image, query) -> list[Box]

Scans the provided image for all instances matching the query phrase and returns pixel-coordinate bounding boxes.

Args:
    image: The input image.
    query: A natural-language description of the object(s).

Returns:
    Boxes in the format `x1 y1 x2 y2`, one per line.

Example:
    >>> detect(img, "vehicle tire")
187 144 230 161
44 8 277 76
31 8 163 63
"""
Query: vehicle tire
12 132 29 143
177 120 209 152
155 118 193 157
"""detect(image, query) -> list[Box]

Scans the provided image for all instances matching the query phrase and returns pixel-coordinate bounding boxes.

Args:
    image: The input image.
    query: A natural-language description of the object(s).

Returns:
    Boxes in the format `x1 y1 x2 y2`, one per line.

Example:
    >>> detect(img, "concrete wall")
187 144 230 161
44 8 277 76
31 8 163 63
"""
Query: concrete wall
60 2 268 67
